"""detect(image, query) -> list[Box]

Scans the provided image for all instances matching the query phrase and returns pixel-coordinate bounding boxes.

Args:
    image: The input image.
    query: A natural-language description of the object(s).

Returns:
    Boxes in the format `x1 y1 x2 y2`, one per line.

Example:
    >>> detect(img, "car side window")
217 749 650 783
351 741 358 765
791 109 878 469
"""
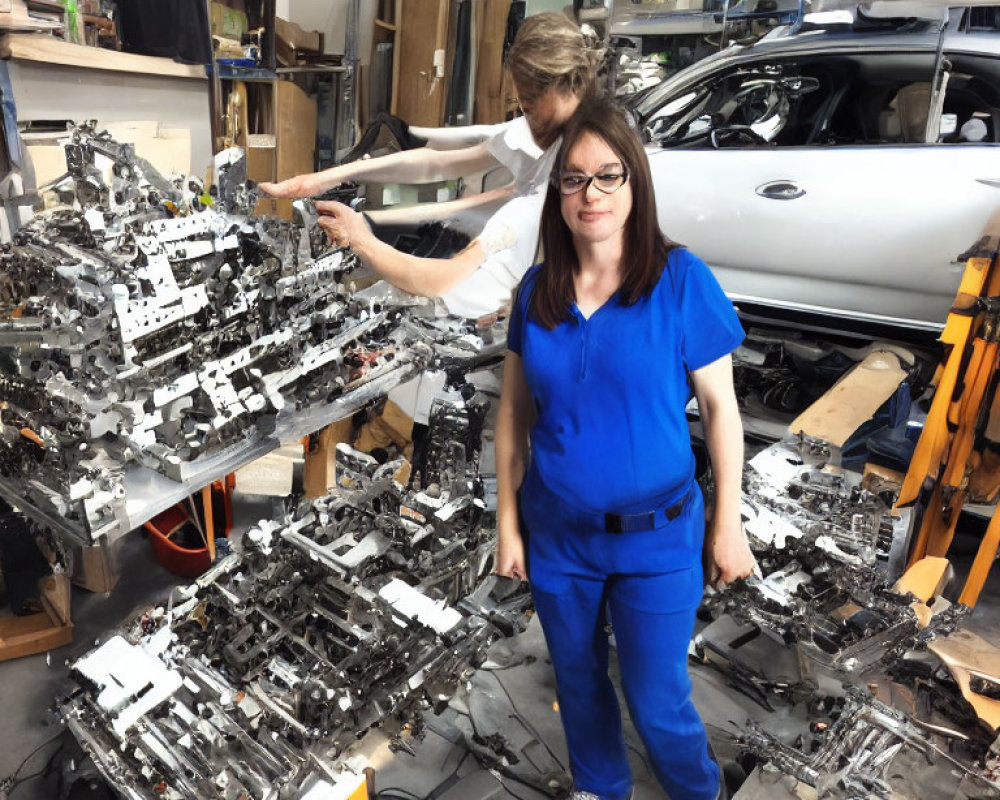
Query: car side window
644 54 948 148
937 54 1000 144
644 62 825 148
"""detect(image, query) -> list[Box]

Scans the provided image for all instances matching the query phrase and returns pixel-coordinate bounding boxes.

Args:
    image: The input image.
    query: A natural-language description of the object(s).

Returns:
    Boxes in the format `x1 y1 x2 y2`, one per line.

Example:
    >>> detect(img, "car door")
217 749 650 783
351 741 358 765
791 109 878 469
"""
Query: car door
641 44 1000 330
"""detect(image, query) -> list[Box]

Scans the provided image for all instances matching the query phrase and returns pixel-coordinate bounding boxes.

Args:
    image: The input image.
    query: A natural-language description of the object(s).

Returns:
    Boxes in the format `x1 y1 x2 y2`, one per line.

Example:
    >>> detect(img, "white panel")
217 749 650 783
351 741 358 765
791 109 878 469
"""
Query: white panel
7 60 213 177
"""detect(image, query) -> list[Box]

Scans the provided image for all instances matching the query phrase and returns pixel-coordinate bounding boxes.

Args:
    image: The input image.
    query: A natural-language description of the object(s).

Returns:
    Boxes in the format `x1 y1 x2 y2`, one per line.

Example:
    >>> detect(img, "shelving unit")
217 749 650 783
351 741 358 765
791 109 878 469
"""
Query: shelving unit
1 32 213 173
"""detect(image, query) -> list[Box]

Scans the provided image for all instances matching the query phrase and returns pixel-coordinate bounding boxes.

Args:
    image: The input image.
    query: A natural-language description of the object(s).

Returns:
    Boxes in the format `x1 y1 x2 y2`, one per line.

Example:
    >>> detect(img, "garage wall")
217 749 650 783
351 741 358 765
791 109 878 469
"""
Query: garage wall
275 0 378 65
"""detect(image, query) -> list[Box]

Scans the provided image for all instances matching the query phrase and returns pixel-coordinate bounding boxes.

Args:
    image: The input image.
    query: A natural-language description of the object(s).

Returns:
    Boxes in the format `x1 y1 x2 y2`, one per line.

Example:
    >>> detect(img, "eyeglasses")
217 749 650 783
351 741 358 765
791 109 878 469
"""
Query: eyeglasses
553 166 630 196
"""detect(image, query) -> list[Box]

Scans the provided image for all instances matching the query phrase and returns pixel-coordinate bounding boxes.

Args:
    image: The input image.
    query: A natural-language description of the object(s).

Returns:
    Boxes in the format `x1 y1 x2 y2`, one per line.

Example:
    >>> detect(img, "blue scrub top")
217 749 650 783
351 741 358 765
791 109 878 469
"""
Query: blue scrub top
508 248 744 515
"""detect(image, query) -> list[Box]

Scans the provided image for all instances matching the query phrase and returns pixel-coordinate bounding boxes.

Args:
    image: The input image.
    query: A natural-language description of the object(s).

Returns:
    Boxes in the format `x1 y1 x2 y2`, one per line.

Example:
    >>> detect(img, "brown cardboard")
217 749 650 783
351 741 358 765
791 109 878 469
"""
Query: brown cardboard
304 417 355 498
0 573 73 662
253 196 293 220
233 444 300 496
355 400 414 457
71 539 123 594
210 1 247 38
275 16 322 66
788 351 907 448
246 141 276 183
29 124 191 190
274 81 316 181
930 629 1000 731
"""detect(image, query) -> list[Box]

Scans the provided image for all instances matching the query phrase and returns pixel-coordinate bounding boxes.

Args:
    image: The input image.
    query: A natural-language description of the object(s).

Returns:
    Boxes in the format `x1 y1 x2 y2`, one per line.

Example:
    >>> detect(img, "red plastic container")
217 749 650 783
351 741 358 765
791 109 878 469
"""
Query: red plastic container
145 504 212 578
144 480 234 578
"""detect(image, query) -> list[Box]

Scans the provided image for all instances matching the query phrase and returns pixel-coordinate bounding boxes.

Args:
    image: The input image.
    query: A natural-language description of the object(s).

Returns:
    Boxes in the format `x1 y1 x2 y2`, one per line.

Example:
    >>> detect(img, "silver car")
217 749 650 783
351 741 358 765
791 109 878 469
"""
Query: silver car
628 3 1000 331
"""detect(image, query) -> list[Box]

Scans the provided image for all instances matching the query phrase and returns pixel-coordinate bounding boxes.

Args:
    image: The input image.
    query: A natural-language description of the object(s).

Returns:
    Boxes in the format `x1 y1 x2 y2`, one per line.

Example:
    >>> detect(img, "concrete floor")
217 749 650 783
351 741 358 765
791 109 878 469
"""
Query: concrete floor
1 501 998 800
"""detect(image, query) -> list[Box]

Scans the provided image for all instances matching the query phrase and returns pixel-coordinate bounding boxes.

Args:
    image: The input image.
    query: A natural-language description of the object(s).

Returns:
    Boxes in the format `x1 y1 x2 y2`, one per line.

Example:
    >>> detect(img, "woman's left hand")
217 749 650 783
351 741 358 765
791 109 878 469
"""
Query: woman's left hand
315 200 374 251
705 522 758 587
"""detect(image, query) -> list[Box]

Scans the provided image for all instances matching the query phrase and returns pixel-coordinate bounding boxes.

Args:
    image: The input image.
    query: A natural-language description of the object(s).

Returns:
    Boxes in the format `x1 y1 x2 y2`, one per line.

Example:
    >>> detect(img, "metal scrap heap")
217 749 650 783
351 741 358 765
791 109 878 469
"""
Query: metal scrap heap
59 380 528 799
0 127 435 538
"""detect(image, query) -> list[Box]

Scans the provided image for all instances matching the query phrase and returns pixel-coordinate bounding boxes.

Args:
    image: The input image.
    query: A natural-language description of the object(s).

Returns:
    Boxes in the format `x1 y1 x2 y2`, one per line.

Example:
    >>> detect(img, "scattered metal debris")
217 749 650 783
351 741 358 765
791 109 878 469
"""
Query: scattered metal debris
59 375 530 799
703 439 1000 799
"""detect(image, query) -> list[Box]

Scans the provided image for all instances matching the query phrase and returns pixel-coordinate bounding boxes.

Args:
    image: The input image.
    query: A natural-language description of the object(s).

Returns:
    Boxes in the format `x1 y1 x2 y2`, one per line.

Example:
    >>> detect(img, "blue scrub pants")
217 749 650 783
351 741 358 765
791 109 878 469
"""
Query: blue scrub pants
520 468 720 800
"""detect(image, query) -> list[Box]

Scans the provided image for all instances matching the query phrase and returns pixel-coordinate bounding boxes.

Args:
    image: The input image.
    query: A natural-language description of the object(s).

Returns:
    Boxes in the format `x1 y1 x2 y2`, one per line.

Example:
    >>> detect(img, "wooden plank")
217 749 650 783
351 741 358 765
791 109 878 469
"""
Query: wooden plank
1 33 206 79
390 0 401 115
274 80 316 180
930 628 1000 730
0 0 59 31
0 613 73 662
394 0 448 127
788 351 907 448
0 574 73 662
474 0 511 124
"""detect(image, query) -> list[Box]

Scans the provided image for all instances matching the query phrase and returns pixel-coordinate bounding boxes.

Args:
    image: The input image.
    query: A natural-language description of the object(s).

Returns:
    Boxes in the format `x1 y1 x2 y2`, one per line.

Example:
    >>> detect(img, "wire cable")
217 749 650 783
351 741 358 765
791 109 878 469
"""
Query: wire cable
486 768 535 800
1 729 66 787
7 736 65 797
487 670 567 772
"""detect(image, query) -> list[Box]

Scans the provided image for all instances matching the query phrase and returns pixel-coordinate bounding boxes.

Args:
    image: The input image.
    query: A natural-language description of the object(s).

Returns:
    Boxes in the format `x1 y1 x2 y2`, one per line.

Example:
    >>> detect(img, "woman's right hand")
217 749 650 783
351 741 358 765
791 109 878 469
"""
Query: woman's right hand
495 523 527 581
258 172 324 199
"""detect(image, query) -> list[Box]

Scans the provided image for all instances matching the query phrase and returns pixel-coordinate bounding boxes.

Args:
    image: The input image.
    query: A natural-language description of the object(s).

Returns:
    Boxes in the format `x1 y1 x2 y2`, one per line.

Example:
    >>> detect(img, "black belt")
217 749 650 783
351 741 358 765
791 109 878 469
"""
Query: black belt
603 488 692 534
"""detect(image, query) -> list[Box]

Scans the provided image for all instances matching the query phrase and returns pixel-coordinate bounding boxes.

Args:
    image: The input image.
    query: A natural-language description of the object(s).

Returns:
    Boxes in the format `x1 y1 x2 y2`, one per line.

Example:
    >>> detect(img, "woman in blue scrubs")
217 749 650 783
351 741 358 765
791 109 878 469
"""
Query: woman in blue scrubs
495 96 757 800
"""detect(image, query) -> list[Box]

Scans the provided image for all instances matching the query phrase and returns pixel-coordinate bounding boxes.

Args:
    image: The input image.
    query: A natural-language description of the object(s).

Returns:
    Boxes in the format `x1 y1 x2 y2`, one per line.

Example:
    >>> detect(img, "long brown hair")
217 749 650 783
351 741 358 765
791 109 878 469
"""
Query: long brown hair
531 96 679 329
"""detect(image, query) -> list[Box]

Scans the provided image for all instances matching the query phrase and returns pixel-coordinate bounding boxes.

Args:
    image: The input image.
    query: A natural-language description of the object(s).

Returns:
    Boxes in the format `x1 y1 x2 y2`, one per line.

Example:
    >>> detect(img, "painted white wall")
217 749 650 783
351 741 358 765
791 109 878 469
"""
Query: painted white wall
526 0 572 15
276 0 377 65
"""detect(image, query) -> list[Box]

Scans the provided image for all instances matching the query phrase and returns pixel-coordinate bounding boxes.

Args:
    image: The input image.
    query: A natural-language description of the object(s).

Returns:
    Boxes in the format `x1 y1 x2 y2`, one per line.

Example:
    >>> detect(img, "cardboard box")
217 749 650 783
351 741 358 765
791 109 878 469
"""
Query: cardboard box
246 135 276 183
0 572 73 662
275 80 317 181
253 196 294 220
71 538 123 594
234 443 301 496
210 1 247 39
275 15 322 57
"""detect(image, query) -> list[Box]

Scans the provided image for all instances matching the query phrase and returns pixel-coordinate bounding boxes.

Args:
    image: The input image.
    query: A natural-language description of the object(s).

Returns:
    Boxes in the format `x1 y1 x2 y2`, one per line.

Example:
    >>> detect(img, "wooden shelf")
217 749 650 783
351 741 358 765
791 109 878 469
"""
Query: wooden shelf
0 33 206 79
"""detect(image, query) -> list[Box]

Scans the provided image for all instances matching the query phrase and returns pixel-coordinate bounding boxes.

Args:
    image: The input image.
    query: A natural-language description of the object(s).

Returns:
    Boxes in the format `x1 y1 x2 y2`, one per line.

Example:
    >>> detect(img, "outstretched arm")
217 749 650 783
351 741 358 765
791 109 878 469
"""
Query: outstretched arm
260 142 499 198
316 200 485 297
495 351 533 580
690 354 756 585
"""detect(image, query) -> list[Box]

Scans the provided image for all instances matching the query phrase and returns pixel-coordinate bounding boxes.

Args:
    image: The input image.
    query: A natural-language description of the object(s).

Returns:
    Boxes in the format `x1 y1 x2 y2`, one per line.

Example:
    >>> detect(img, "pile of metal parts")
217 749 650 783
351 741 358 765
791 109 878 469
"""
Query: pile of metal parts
0 126 504 540
701 440 1000 800
59 371 530 799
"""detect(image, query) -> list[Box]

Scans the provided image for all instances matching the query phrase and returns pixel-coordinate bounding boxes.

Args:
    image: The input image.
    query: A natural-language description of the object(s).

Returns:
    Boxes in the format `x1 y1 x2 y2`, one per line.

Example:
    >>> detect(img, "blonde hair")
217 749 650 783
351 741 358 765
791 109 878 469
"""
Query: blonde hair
506 12 600 102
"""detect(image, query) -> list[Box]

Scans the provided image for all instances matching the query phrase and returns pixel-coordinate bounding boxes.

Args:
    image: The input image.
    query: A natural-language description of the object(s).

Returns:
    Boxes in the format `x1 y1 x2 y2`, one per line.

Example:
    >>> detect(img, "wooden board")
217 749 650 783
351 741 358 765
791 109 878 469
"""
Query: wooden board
394 0 449 127
71 539 123 594
930 628 1000 731
0 573 73 662
274 80 317 181
474 0 511 125
788 351 907 448
893 556 950 603
1 33 205 78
